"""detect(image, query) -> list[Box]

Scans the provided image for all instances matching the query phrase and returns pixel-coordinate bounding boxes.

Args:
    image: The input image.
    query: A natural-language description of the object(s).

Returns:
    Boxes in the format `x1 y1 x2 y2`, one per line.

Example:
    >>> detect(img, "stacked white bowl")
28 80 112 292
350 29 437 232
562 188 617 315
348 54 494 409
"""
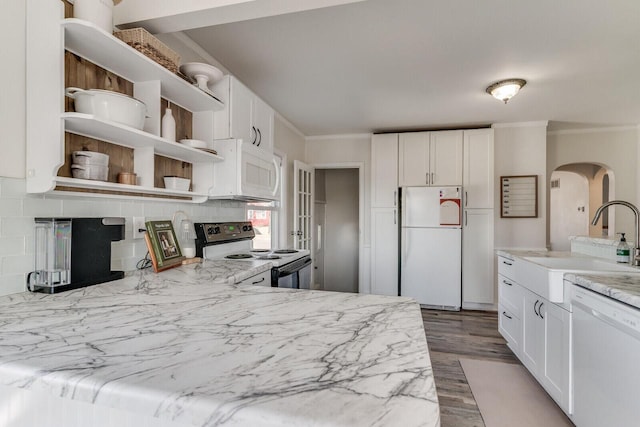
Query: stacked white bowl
71 151 109 181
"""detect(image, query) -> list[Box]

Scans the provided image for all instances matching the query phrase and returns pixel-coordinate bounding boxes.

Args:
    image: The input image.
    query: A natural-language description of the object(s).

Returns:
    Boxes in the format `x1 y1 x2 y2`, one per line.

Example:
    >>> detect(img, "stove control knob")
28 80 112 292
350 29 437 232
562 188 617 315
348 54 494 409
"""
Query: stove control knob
214 226 220 234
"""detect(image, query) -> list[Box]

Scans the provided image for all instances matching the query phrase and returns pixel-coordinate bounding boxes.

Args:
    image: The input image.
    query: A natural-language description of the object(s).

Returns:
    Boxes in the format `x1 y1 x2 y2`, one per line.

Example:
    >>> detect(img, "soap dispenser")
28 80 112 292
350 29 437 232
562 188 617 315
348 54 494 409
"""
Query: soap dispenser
617 232 630 263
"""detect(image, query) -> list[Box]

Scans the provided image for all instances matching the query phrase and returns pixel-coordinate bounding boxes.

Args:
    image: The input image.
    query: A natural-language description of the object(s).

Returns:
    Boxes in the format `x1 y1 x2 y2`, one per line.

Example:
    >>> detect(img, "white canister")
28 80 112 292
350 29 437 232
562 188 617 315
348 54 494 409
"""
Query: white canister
73 0 114 34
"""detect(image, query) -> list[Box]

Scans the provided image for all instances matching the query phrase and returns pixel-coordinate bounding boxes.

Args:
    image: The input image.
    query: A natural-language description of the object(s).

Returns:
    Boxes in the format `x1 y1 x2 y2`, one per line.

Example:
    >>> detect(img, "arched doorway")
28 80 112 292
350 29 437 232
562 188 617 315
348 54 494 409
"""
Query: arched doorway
549 163 614 251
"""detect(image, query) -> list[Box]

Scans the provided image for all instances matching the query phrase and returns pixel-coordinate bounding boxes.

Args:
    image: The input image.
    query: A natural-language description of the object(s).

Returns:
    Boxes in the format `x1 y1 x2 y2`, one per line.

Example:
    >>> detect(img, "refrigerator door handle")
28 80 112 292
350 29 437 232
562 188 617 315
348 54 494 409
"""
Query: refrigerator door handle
394 209 397 225
465 211 468 226
393 190 397 207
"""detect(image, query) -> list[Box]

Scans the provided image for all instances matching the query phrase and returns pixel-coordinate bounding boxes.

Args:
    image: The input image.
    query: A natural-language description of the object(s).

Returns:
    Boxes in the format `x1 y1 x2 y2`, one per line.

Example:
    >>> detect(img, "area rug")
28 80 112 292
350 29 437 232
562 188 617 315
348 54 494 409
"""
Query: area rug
459 358 574 427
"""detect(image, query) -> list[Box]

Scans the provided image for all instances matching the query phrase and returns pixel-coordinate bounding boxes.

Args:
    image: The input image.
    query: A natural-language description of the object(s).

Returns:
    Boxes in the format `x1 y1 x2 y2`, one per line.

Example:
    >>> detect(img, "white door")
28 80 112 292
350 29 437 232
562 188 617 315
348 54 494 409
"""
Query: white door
230 77 254 144
401 227 462 307
293 160 314 250
399 132 429 186
402 187 441 227
462 209 495 305
371 134 399 207
252 95 274 151
371 207 398 296
430 130 463 186
463 129 494 209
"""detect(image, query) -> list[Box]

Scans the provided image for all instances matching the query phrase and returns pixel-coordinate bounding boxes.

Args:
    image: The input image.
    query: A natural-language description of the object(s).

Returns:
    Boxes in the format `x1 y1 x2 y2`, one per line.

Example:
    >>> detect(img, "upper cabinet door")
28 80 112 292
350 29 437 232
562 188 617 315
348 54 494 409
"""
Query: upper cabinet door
252 95 274 152
463 129 494 209
230 77 254 144
430 130 463 186
371 134 399 208
399 132 430 186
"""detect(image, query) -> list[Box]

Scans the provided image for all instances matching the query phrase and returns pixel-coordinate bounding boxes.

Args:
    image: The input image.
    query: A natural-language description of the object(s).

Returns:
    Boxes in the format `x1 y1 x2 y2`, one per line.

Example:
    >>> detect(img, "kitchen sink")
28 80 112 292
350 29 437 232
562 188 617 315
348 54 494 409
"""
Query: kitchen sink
522 256 640 273
516 255 640 303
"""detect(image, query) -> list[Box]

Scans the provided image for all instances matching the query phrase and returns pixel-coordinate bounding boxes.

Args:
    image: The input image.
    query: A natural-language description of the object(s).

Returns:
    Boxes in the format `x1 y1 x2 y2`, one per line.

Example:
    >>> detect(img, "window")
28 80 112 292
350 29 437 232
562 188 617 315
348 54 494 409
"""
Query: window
247 202 277 249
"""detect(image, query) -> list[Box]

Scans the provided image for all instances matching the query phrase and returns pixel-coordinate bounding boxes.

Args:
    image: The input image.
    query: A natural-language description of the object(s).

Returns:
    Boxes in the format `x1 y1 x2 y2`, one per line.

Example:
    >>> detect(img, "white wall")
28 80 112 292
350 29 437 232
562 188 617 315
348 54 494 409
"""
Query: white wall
493 122 548 250
322 169 359 293
547 126 638 241
550 171 589 251
0 2 26 178
274 116 307 248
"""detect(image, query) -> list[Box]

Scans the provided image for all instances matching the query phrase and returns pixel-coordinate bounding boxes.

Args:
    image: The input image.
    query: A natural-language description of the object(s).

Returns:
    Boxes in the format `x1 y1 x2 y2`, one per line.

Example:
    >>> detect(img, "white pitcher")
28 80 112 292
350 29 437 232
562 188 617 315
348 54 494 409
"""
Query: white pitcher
73 0 114 33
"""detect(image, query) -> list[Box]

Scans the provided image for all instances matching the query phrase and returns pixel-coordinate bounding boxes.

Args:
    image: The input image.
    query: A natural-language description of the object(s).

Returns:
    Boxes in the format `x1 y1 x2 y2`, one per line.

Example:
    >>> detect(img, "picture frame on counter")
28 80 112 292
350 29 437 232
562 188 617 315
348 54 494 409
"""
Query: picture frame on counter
144 220 185 272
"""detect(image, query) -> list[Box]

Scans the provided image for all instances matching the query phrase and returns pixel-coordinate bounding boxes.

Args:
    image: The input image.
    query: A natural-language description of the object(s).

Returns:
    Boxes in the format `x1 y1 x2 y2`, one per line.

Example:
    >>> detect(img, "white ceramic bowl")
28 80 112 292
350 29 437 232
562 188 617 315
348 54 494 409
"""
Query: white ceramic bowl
179 139 207 149
179 63 223 89
72 151 109 166
71 164 109 181
163 176 190 191
66 87 147 130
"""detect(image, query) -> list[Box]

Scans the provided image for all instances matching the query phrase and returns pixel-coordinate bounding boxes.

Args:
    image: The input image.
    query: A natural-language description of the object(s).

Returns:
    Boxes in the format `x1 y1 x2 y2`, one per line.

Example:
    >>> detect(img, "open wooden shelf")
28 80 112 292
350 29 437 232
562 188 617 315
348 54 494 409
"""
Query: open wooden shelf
63 19 224 112
63 113 224 163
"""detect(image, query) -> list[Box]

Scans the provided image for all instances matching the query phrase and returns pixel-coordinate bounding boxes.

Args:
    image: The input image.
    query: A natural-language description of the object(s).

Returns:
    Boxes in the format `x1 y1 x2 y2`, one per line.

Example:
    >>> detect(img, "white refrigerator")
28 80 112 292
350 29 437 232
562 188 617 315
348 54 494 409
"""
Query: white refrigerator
400 186 462 309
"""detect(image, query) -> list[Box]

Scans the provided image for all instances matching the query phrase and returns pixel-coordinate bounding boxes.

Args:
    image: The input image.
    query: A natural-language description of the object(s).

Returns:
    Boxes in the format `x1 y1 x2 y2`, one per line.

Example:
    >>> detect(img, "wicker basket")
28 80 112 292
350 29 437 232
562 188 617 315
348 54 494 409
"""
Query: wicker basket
114 28 180 73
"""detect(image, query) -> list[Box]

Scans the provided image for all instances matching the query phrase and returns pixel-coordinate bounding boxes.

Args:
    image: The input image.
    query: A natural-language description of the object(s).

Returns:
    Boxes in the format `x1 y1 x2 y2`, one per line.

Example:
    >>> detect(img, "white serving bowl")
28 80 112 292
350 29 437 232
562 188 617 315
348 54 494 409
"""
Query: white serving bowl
72 150 109 166
163 176 190 191
71 164 109 181
66 87 147 130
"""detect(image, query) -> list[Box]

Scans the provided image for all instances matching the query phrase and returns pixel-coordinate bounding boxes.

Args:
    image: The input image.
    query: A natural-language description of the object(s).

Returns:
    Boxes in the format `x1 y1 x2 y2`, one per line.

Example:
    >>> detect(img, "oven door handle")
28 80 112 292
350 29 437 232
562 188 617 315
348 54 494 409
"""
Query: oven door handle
276 257 312 277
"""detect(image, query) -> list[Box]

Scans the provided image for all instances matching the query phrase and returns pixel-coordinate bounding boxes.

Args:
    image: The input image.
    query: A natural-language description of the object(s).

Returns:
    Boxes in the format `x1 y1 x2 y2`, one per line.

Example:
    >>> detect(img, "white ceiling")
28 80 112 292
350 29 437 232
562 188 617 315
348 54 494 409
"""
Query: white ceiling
173 0 640 136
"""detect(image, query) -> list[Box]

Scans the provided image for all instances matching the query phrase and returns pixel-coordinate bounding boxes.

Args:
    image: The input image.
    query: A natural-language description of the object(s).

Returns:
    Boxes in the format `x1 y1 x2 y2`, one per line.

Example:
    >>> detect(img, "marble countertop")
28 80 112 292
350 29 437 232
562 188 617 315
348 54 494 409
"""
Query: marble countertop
497 249 568 259
566 273 640 309
0 261 439 427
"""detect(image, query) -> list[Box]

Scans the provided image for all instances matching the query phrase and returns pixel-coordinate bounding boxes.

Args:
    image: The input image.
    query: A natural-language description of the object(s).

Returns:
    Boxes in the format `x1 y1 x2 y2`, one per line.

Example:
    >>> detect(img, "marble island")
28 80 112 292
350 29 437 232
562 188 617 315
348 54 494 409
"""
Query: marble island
0 261 440 427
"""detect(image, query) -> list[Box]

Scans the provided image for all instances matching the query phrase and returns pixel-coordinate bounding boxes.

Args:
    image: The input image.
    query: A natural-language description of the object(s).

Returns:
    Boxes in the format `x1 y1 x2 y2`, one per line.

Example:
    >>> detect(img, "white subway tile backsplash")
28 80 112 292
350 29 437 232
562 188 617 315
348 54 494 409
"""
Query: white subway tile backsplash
0 199 23 216
0 274 27 296
0 178 246 296
2 254 33 275
1 217 34 238
23 197 63 217
0 178 27 198
0 237 25 256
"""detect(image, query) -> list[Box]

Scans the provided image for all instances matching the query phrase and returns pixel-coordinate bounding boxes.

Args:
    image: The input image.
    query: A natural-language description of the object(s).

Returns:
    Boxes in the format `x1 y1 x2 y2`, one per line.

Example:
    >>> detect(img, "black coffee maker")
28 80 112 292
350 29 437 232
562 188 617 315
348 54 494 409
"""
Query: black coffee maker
27 217 125 293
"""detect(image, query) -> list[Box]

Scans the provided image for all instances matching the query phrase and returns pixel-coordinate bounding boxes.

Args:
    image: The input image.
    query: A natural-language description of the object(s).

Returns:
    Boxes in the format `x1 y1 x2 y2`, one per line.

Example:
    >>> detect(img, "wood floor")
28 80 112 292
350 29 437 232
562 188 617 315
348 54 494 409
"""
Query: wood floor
422 309 519 427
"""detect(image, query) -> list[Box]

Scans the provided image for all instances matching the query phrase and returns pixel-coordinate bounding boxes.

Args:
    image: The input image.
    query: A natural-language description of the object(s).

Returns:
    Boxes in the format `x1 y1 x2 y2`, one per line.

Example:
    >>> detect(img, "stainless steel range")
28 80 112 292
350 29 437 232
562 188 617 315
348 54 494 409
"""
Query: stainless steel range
194 221 312 288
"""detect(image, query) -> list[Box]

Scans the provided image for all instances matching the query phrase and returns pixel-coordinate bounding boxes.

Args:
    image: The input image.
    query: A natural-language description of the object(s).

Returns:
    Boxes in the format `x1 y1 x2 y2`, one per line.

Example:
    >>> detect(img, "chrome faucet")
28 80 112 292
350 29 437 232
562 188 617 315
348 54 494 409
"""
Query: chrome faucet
591 200 640 266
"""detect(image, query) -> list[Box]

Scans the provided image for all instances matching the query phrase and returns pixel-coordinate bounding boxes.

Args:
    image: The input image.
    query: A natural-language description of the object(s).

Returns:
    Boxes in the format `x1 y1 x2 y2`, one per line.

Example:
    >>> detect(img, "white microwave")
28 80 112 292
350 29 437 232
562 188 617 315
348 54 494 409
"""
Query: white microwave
210 139 281 202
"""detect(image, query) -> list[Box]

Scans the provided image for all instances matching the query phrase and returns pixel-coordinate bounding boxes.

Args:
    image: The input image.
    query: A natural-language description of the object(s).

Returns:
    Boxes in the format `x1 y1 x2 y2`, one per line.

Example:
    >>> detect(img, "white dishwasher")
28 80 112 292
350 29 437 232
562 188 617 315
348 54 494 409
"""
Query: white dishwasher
571 284 640 427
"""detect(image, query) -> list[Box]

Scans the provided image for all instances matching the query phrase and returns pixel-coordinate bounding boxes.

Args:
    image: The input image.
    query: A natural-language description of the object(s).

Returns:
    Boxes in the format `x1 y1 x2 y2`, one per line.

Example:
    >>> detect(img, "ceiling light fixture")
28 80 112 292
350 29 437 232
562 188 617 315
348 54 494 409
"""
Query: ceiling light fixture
486 79 527 104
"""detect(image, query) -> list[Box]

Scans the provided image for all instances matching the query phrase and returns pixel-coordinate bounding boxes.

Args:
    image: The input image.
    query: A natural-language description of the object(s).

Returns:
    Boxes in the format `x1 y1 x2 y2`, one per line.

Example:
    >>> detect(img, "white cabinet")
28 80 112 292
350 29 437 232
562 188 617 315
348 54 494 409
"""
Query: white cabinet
370 134 399 296
236 269 271 286
26 4 225 202
370 208 398 296
462 209 494 305
541 300 571 411
520 285 571 413
463 129 494 209
497 256 523 356
398 130 463 186
213 76 274 152
461 128 494 308
371 134 398 208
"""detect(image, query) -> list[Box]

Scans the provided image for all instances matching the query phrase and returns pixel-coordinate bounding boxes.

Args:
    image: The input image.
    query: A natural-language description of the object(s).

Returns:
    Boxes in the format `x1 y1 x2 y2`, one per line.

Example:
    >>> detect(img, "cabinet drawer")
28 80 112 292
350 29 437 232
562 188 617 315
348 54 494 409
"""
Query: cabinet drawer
498 304 521 357
237 270 271 286
498 274 522 318
497 255 515 278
